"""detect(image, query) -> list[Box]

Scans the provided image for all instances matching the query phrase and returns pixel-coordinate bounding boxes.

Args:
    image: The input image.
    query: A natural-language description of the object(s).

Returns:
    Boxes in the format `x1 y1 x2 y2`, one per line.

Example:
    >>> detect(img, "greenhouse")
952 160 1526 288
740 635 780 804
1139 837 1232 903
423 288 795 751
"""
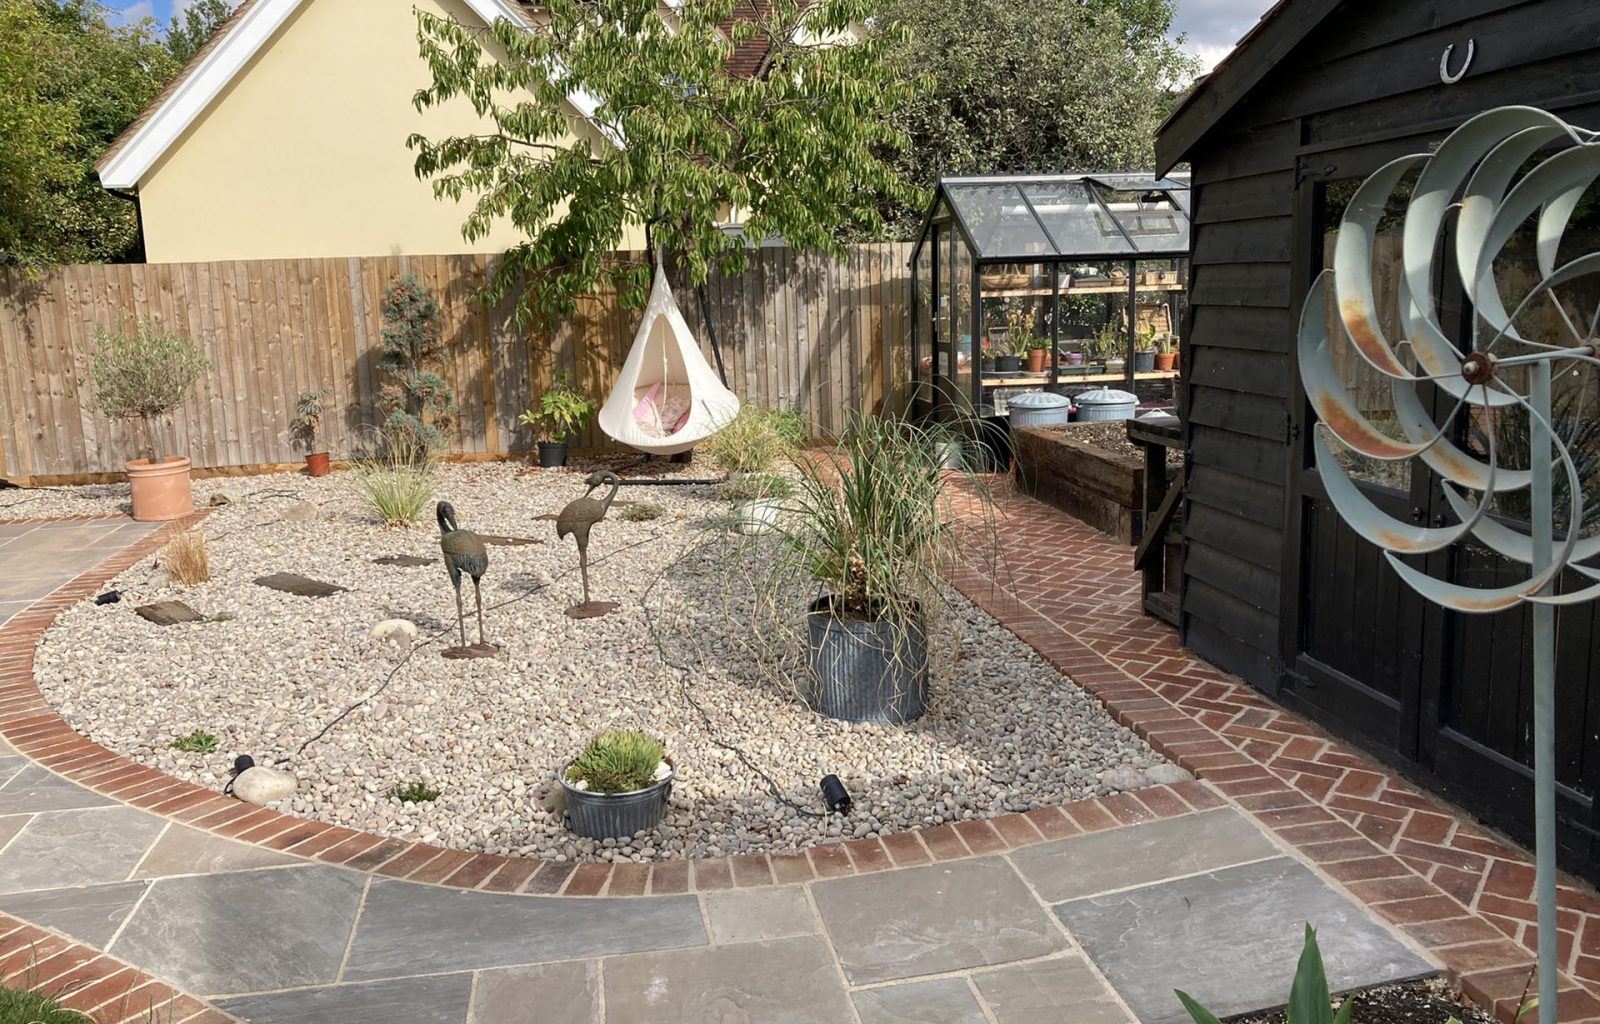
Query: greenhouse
908 172 1191 422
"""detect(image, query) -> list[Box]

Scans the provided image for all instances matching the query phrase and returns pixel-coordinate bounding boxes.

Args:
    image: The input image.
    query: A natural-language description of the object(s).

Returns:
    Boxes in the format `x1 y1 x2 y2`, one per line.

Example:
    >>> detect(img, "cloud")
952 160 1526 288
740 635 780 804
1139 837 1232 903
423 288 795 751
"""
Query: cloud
1168 0 1278 74
107 1 155 26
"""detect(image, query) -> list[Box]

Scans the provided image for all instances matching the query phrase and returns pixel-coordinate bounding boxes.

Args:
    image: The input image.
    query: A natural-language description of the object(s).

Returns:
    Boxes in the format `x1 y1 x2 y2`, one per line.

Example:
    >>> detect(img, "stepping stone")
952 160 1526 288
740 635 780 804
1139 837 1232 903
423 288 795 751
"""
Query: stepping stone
482 534 541 547
280 500 319 522
253 573 348 597
604 936 854 1023
566 601 619 619
0 881 148 947
373 555 435 567
136 600 203 625
442 643 501 660
221 973 472 1024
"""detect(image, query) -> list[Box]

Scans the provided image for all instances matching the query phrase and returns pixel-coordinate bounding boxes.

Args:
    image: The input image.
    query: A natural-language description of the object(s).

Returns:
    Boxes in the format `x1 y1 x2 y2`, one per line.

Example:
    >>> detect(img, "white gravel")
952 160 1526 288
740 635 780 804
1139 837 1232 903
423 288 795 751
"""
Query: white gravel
0 482 133 519
32 460 1167 863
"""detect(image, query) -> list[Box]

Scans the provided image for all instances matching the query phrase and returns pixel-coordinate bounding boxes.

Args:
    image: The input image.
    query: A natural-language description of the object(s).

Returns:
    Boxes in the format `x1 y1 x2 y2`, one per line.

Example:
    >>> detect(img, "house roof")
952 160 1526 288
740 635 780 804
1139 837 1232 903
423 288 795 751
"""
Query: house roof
1154 0 1341 175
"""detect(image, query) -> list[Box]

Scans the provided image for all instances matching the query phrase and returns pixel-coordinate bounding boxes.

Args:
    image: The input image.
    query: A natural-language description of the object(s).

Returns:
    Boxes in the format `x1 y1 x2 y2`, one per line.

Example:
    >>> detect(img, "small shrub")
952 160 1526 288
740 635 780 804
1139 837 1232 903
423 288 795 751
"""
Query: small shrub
160 529 209 585
621 501 665 522
390 781 440 803
702 407 805 475
352 429 436 526
566 730 665 794
168 728 219 753
378 274 455 454
84 315 209 462
295 388 328 453
519 372 596 443
719 472 792 502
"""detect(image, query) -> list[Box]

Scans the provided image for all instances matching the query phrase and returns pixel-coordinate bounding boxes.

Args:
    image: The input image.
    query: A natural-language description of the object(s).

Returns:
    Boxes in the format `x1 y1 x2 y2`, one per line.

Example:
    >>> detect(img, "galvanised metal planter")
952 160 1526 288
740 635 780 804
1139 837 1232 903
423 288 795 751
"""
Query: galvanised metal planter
805 595 928 724
561 761 674 840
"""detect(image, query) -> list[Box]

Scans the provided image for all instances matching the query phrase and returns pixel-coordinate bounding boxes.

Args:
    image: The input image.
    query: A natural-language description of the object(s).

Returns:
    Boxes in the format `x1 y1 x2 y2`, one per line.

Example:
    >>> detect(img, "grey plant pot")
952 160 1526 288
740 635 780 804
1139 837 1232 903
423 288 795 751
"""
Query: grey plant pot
538 441 568 468
804 595 929 724
561 761 674 839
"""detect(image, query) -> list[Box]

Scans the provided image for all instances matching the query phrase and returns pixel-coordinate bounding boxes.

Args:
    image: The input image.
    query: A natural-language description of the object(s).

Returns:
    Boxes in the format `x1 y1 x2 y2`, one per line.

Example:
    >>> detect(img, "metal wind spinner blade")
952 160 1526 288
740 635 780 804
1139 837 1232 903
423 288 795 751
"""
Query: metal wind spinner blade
1300 105 1600 1024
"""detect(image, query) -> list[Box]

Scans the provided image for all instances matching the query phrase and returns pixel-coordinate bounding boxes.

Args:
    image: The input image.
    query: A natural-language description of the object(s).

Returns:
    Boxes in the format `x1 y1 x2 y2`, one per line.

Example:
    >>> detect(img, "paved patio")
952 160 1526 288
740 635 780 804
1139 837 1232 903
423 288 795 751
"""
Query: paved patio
0 519 159 629
0 495 1595 1023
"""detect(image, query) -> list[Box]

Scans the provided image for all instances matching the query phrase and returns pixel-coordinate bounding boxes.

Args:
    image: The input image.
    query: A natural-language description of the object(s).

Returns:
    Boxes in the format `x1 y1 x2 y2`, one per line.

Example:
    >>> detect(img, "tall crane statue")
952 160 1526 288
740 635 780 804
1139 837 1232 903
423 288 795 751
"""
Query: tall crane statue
556 470 621 615
436 501 489 647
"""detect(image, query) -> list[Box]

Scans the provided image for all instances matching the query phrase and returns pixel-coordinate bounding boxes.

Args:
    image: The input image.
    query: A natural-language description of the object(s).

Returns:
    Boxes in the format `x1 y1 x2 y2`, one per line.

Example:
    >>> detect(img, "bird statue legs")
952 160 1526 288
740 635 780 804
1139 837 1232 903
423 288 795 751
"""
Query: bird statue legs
473 576 486 646
579 547 592 605
453 581 467 648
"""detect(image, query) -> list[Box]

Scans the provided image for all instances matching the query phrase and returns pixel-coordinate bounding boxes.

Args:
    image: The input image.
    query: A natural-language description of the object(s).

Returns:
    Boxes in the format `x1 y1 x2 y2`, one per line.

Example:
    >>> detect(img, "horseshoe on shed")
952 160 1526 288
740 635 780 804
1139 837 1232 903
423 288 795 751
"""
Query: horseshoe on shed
1440 40 1475 84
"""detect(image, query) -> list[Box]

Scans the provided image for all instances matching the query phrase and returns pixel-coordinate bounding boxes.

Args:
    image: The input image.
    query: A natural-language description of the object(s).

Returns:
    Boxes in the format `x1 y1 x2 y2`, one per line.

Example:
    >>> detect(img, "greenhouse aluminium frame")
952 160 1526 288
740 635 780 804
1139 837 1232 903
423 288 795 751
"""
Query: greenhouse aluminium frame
908 172 1192 420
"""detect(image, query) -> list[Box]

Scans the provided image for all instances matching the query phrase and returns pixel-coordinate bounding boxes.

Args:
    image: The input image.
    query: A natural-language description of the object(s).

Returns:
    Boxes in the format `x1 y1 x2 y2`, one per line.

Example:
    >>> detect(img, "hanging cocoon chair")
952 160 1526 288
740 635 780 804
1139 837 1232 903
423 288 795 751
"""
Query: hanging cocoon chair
598 264 741 455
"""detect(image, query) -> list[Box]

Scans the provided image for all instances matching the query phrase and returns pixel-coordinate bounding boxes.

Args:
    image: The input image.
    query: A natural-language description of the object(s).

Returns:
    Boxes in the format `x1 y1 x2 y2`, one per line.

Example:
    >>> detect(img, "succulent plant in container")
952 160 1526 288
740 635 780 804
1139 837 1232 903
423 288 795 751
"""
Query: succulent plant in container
560 729 674 839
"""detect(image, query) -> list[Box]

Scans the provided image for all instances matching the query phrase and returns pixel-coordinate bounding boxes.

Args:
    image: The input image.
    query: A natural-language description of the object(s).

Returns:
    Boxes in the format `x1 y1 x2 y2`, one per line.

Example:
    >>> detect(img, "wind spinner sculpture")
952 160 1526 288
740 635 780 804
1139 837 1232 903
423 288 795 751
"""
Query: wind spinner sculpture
1302 105 1600 1022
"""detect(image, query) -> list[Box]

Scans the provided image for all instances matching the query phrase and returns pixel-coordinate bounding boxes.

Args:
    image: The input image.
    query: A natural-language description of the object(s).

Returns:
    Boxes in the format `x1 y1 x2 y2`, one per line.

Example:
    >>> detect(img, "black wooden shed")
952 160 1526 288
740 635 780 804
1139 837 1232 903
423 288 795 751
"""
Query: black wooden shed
1156 0 1600 878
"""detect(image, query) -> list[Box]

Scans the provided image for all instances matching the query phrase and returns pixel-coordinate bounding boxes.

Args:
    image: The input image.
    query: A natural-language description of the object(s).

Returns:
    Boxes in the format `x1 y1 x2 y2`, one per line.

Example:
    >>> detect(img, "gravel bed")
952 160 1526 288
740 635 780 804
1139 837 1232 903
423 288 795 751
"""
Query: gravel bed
0 482 134 519
34 461 1170 863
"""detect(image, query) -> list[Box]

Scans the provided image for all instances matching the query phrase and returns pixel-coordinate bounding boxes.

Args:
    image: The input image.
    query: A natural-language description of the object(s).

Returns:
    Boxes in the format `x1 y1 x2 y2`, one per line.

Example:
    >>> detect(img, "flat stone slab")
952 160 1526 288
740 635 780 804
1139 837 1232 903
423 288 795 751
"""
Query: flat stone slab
704 887 819 945
341 878 705 981
972 957 1130 1024
111 865 365 995
132 824 299 879
853 977 988 1024
253 573 348 597
0 880 147 947
481 534 541 547
812 857 1067 985
372 555 435 567
603 935 854 1023
0 807 164 893
0 765 115 815
136 599 203 625
220 973 472 1024
1057 857 1434 1024
1008 807 1281 903
470 961 597 1024
565 600 619 619
441 643 501 660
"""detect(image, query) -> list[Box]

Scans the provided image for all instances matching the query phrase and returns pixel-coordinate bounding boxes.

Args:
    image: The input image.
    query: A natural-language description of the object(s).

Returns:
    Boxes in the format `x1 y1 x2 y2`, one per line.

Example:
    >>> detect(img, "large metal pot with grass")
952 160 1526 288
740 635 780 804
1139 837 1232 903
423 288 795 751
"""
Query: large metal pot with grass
560 730 674 839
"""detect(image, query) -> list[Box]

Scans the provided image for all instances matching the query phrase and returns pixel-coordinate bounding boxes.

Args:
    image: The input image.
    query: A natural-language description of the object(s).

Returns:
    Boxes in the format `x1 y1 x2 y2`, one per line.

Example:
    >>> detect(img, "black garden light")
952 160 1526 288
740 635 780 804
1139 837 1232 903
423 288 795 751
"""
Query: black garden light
819 774 851 814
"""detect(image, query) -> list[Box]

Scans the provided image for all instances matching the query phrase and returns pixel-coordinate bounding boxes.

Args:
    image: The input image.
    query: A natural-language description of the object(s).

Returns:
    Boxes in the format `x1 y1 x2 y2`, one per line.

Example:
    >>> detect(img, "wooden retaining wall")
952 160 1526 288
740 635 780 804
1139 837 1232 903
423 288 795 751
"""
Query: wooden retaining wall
0 244 912 482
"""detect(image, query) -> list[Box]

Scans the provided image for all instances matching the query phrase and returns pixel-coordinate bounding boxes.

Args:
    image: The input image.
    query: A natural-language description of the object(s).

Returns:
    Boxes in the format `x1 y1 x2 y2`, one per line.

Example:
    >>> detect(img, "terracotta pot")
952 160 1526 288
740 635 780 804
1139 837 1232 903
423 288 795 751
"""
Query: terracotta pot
127 457 193 522
305 452 330 477
1027 349 1047 374
1155 352 1178 371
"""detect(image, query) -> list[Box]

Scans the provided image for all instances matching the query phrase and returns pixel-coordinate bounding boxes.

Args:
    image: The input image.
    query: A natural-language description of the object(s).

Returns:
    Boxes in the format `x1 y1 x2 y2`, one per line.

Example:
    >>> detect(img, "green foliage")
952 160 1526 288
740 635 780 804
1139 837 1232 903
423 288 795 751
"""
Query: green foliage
702 406 805 475
378 275 455 455
353 429 437 526
621 501 666 522
0 0 179 266
0 981 95 1024
411 0 917 326
165 0 234 64
168 728 219 754
566 730 666 794
875 0 1199 234
1176 925 1355 1024
720 471 793 502
519 372 595 443
390 781 441 803
84 316 208 462
295 388 328 451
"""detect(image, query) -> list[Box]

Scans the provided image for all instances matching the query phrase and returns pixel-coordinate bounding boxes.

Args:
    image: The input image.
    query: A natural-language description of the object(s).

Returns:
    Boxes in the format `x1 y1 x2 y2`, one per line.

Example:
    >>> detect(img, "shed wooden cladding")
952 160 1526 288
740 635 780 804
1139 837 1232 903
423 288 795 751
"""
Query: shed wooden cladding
0 244 912 481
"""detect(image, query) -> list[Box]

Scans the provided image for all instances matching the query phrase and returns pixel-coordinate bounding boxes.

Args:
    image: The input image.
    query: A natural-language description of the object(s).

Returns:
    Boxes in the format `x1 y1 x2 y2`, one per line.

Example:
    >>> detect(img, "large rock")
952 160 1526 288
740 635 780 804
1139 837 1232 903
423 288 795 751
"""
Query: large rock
233 766 297 806
1146 763 1194 786
135 600 202 626
279 500 319 523
370 619 419 645
1100 766 1149 792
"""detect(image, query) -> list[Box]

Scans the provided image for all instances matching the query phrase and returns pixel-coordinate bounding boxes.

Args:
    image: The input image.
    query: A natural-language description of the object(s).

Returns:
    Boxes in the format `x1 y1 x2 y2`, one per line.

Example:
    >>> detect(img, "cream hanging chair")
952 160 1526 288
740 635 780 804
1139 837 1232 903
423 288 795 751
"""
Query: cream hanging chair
598 262 740 455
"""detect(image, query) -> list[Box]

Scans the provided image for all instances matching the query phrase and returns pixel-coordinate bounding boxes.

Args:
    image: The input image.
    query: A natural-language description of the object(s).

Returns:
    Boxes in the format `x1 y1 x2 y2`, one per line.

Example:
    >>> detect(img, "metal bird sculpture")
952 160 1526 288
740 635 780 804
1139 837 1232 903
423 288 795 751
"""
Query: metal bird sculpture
436 501 489 647
556 470 621 612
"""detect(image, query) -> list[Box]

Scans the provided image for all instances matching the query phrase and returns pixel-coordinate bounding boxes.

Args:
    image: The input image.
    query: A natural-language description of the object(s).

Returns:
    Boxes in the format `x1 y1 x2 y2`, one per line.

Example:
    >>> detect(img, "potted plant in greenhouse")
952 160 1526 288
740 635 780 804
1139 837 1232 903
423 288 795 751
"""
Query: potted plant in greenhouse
560 729 674 839
774 415 996 724
1134 323 1158 374
520 372 595 468
1027 336 1051 375
1063 343 1086 369
1096 324 1127 376
295 389 330 476
83 317 208 522
1155 334 1178 372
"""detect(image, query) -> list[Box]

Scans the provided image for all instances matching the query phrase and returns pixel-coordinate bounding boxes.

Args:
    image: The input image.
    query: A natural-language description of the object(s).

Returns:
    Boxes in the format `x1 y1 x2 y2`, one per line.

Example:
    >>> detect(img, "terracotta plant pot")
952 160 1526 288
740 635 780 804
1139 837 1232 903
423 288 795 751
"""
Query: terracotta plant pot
1155 352 1178 371
127 457 193 522
1027 349 1047 374
305 452 330 477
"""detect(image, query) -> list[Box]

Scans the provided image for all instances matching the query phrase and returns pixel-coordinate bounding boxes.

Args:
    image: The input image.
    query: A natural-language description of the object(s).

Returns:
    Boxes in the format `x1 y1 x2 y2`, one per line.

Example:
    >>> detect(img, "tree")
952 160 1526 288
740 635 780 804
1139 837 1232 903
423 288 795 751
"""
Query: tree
410 0 917 325
166 0 236 65
0 1 80 265
378 274 456 454
874 0 1200 234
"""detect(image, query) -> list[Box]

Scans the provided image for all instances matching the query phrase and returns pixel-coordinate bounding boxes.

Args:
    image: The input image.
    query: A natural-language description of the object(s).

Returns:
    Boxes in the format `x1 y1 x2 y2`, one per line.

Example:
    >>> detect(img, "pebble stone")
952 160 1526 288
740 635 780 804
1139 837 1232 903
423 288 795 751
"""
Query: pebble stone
370 619 420 644
32 462 1170 864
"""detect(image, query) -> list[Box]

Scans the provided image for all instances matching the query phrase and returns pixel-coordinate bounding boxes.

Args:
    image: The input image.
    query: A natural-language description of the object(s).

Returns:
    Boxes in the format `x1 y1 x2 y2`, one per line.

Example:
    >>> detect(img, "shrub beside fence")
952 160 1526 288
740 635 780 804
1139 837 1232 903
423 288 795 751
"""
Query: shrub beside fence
0 243 911 482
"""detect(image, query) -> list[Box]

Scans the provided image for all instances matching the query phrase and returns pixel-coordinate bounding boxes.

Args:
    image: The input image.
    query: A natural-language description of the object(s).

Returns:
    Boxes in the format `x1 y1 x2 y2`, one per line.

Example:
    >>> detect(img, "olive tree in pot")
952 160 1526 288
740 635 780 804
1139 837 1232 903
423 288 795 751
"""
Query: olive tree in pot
84 317 208 522
773 415 996 724
295 389 330 476
521 372 595 468
560 729 674 839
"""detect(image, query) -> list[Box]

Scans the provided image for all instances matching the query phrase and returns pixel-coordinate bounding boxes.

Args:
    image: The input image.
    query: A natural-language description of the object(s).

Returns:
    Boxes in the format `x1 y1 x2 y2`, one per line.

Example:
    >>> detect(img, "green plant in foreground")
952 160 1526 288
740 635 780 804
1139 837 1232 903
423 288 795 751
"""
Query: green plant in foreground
352 427 436 526
0 981 96 1023
1178 925 1352 1024
621 502 666 522
566 730 665 794
702 406 805 475
83 316 208 463
391 781 441 803
719 472 793 502
168 729 219 754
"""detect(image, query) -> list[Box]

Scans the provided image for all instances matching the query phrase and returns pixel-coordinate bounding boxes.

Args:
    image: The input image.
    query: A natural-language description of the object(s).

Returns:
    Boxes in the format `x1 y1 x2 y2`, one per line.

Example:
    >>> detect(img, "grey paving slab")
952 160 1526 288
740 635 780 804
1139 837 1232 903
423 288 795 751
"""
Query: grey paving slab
0 523 40 539
219 973 472 1024
1057 857 1434 1024
0 814 27 851
812 857 1066 985
603 934 854 1024
0 756 27 789
0 602 30 629
973 957 1130 1024
0 807 164 893
0 577 62 601
111 865 366 996
470 961 597 1024
852 977 987 1024
341 879 705 982
703 886 819 944
0 880 148 947
0 764 116 814
132 824 299 878
1008 807 1281 903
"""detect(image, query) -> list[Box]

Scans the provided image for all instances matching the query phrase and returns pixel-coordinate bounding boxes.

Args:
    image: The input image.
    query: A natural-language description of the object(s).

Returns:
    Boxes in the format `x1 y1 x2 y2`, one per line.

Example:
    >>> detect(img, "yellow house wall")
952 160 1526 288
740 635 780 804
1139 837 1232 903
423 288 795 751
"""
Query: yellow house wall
137 0 644 263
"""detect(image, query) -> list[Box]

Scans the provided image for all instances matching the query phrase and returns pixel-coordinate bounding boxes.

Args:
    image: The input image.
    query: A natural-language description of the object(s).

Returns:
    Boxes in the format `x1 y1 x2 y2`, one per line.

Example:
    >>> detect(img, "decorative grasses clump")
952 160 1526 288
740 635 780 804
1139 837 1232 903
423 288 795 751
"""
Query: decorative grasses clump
621 501 666 522
390 781 440 803
352 428 436 526
702 407 806 475
160 529 209 585
719 472 793 502
0 980 100 1024
565 730 665 794
167 728 219 753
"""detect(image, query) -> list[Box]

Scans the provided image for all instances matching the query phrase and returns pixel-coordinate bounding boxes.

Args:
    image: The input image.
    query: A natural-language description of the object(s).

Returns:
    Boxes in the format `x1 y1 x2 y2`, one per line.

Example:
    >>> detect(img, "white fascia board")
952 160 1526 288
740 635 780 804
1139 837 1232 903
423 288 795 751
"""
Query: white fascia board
98 0 306 190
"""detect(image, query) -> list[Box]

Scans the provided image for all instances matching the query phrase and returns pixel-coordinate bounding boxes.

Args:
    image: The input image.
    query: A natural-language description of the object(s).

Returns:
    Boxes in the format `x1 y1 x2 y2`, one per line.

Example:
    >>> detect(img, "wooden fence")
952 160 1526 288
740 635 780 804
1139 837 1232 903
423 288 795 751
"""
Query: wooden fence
0 244 912 482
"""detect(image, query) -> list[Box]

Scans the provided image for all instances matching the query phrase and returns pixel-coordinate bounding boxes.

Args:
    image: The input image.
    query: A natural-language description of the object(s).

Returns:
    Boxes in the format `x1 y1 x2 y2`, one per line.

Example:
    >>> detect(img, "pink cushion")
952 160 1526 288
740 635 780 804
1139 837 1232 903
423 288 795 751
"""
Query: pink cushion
634 382 663 423
671 405 692 433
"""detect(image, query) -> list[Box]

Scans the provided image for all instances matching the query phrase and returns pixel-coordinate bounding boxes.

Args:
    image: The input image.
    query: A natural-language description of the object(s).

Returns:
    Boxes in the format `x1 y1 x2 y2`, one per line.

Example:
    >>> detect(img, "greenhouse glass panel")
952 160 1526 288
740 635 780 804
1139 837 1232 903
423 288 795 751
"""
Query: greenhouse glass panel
1019 182 1132 257
944 183 1054 260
